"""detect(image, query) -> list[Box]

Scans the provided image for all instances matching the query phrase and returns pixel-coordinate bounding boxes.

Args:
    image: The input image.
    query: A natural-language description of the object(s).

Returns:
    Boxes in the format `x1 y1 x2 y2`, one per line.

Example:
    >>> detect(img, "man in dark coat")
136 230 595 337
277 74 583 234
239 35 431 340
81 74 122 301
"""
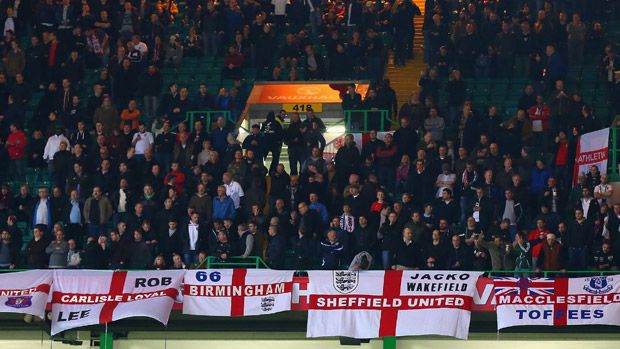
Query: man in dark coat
407 159 435 208
334 134 361 190
261 111 284 174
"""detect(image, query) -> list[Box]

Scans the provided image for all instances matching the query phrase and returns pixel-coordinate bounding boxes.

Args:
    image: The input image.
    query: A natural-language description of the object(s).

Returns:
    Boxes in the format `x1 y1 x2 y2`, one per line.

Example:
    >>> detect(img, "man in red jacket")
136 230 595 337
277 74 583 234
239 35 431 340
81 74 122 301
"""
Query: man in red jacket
164 161 185 193
5 123 26 178
528 95 551 151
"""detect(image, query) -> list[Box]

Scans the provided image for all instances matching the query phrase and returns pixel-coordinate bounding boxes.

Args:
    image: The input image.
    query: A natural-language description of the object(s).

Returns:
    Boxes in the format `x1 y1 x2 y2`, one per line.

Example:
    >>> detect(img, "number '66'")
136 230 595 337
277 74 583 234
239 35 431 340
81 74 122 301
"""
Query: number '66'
196 271 221 282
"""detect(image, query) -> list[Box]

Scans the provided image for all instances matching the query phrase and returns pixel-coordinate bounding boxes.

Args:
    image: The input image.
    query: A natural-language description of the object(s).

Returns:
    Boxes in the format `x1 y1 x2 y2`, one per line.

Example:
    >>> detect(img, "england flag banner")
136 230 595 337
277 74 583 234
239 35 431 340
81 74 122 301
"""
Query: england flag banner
495 276 620 329
573 128 609 186
183 269 294 316
307 270 482 339
0 270 52 317
51 270 184 335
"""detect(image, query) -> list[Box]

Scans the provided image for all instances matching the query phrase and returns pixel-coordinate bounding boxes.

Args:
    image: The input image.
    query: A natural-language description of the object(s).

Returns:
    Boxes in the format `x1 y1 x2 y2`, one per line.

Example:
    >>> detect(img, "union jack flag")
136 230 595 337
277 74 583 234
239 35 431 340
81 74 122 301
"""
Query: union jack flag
493 277 556 296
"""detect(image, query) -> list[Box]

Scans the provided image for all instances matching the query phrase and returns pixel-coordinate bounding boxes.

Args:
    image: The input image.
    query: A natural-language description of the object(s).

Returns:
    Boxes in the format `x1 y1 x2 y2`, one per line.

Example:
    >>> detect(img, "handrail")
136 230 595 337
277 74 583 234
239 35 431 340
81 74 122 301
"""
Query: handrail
4 262 620 277
343 109 391 132
193 256 270 269
483 270 620 278
610 127 618 179
168 110 234 133
185 110 233 132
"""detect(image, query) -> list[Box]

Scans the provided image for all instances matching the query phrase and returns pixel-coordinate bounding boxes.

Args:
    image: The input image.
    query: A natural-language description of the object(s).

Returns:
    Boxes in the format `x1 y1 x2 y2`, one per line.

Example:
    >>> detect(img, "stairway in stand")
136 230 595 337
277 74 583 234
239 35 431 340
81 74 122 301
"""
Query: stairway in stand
385 0 427 116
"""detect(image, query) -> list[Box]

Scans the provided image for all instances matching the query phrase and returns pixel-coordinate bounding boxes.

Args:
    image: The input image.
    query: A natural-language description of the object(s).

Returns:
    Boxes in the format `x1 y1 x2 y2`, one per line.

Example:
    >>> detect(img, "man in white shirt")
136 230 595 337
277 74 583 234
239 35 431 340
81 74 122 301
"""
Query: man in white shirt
222 172 244 210
44 129 70 179
182 212 202 266
33 188 51 228
594 174 614 206
579 187 599 222
132 35 149 58
271 0 289 27
4 7 15 36
43 130 70 162
132 123 154 159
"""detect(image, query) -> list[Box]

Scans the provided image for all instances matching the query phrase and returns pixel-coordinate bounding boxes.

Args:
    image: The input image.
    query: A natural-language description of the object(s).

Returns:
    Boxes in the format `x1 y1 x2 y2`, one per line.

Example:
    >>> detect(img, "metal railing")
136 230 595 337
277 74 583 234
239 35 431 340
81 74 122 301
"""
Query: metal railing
483 270 620 278
186 110 233 132
168 110 234 133
610 127 619 180
3 259 620 277
343 109 392 132
193 256 270 269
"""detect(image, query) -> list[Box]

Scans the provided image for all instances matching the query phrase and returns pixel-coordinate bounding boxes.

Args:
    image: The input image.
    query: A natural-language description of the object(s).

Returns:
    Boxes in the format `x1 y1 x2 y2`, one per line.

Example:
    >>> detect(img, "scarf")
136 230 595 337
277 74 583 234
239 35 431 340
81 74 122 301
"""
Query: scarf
340 214 355 233
87 33 103 55
461 169 478 188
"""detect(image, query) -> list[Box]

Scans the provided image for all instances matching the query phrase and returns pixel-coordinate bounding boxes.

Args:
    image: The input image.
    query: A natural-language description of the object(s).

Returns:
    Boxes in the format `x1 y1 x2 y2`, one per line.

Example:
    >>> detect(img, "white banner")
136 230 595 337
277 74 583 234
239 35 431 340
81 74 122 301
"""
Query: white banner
573 128 609 185
306 270 482 339
50 270 184 335
495 276 620 329
183 269 294 316
0 271 52 317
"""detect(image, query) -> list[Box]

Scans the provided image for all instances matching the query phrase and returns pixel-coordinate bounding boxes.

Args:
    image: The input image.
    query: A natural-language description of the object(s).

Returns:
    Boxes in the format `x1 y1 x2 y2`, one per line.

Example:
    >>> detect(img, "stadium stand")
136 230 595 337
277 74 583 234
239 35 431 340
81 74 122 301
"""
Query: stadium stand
0 0 618 275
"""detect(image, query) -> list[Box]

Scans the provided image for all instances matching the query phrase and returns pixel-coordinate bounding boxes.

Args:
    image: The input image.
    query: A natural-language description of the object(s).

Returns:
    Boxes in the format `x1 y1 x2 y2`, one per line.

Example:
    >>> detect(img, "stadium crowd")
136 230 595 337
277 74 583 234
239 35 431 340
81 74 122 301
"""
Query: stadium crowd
0 0 618 274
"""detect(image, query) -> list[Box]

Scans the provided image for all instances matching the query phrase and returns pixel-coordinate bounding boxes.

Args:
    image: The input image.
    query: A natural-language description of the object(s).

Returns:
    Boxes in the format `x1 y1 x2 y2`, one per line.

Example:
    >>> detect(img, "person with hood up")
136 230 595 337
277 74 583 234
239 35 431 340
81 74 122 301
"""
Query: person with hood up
261 111 284 173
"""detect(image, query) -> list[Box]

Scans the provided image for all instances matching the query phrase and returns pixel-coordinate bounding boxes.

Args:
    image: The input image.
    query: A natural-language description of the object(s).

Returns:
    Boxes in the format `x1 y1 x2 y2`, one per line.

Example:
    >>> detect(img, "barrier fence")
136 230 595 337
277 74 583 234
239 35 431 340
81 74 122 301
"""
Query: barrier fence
343 109 392 132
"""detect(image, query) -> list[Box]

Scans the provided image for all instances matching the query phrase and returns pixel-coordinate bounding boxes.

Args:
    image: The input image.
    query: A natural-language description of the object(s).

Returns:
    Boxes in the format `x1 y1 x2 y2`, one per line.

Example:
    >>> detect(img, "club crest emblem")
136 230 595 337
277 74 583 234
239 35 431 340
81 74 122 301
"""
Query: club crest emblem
5 296 33 309
584 276 613 294
333 271 359 294
261 296 275 312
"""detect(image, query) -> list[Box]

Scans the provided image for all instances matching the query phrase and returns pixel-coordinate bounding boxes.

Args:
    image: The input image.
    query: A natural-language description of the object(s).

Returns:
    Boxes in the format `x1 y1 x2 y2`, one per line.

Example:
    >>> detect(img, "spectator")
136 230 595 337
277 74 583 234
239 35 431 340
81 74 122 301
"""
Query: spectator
265 223 285 269
261 112 284 173
320 228 344 270
66 238 81 268
25 225 49 268
127 229 152 269
565 208 593 270
6 123 27 179
392 227 423 270
93 96 119 135
109 230 129 269
46 228 69 268
212 185 236 220
594 174 613 206
591 242 616 271
236 223 254 259
424 107 445 141
32 188 52 228
567 13 586 65
475 232 507 271
121 100 141 130
535 233 567 273
445 234 472 270
0 230 19 269
83 187 113 238
212 229 232 263
181 212 204 266
132 123 155 159
223 172 244 211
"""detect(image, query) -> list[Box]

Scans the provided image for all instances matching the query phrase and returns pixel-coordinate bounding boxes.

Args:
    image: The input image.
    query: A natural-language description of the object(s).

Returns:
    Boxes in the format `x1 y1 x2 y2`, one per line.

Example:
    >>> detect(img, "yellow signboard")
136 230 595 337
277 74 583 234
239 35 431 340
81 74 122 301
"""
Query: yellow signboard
282 103 323 113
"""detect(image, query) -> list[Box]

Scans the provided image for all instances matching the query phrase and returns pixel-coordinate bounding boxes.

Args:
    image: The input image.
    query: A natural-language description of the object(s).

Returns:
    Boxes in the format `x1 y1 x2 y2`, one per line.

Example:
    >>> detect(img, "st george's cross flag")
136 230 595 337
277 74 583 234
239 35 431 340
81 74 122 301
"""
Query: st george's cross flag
494 276 620 329
573 128 609 186
0 270 52 317
183 269 294 316
306 270 482 339
50 270 184 335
